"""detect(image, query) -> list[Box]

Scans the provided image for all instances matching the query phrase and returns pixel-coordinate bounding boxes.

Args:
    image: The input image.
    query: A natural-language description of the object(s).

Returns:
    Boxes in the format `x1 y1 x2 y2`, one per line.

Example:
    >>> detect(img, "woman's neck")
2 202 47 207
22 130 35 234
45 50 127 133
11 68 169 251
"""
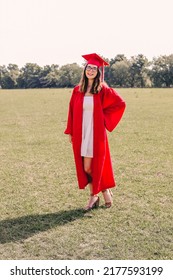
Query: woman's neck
88 79 93 86
85 80 93 95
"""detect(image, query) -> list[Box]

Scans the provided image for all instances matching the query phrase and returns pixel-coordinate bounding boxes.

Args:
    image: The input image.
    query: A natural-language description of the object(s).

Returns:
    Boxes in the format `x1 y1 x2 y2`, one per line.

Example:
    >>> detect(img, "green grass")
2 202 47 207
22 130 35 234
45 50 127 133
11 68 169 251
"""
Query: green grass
0 88 173 260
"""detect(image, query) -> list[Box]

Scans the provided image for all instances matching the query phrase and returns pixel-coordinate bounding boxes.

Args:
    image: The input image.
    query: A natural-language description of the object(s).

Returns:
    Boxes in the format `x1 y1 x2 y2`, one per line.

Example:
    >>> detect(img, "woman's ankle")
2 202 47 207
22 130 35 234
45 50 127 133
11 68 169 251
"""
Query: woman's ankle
102 189 112 202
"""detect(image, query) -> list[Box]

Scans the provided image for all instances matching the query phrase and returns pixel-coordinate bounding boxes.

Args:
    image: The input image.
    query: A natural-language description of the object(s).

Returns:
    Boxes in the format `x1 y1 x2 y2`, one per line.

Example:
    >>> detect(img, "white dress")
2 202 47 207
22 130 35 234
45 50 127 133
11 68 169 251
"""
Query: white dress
81 96 94 158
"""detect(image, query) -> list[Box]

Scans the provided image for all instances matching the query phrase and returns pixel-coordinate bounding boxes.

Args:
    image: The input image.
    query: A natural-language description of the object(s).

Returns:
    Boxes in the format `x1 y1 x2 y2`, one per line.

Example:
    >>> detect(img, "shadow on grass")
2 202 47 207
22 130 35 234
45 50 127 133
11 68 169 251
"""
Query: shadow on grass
0 208 90 244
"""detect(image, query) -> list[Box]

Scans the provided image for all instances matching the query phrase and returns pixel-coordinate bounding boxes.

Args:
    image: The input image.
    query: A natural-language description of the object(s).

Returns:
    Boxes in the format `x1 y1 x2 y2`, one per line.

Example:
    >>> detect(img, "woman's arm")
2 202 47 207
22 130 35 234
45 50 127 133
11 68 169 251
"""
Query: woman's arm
102 87 126 132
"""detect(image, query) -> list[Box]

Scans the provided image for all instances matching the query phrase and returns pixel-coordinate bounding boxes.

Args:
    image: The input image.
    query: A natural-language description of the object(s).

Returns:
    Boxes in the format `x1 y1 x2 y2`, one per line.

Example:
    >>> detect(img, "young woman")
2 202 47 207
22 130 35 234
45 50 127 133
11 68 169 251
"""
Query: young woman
64 53 126 210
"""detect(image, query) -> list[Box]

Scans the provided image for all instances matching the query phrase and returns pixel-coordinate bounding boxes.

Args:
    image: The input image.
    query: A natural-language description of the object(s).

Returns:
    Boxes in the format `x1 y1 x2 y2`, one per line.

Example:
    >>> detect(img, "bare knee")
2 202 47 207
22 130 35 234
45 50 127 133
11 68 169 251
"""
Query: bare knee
84 165 92 175
83 157 92 175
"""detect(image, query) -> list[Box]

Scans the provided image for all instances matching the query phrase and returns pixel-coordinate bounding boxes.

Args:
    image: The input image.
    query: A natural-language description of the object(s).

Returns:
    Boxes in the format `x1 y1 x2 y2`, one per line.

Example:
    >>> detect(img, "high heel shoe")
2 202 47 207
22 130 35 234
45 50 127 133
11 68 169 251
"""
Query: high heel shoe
84 195 100 211
102 189 113 208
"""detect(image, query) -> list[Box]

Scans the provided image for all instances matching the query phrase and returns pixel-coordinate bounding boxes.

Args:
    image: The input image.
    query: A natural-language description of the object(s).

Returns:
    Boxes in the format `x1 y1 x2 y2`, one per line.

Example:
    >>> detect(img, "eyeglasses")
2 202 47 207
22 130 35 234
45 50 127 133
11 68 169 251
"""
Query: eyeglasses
86 65 98 72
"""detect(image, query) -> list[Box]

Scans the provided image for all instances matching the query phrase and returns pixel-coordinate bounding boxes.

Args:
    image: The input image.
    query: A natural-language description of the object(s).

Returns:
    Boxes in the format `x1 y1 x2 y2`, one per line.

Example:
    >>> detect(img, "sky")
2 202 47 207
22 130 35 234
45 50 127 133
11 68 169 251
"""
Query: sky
0 0 173 67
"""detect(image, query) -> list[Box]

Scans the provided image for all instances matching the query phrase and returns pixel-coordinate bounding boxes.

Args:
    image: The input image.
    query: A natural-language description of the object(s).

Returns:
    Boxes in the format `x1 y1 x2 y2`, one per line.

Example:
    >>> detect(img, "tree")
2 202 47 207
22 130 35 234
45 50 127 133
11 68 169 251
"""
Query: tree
57 63 82 87
129 54 150 87
0 64 20 89
39 64 60 88
150 55 173 87
0 65 7 88
111 61 131 87
105 55 130 87
17 63 42 88
109 54 127 66
1 53 173 89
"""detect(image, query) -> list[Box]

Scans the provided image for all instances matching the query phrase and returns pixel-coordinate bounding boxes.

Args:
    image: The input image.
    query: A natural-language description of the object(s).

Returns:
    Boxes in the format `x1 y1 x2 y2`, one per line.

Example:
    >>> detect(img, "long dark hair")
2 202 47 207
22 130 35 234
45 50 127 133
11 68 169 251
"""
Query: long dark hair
79 65 102 94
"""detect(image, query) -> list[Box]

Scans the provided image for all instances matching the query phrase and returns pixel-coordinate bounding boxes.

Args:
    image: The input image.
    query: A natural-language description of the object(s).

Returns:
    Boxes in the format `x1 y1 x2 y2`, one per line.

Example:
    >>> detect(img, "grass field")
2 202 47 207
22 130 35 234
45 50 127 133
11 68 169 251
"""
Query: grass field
0 88 173 260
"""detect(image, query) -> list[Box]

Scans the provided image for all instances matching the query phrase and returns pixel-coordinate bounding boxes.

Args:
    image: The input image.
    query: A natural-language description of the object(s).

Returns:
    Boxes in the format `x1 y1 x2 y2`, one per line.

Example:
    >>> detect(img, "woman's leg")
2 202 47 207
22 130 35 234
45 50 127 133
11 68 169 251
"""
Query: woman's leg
83 158 112 208
102 189 113 208
83 157 92 177
83 157 99 210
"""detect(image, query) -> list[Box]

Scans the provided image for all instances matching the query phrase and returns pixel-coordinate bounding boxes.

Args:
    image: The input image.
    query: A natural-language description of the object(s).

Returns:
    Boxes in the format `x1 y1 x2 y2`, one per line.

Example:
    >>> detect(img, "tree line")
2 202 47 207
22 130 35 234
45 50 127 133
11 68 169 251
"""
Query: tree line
0 54 173 89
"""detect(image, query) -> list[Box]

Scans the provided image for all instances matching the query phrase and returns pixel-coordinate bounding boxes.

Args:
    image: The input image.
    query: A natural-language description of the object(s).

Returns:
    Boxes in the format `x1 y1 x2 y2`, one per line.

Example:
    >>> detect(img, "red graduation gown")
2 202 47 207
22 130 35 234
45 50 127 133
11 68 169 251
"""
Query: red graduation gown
64 84 126 195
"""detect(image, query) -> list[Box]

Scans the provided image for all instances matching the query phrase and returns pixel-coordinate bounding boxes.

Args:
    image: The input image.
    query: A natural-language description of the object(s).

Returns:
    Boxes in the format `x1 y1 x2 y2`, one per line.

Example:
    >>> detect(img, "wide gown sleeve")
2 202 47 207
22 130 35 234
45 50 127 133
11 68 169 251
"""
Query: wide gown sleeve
64 89 75 135
102 87 126 132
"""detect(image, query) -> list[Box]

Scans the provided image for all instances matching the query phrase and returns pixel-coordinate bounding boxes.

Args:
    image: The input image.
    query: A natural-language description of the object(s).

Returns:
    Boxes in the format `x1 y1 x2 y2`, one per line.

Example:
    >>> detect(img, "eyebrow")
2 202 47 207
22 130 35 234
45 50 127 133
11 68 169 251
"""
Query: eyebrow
87 65 97 69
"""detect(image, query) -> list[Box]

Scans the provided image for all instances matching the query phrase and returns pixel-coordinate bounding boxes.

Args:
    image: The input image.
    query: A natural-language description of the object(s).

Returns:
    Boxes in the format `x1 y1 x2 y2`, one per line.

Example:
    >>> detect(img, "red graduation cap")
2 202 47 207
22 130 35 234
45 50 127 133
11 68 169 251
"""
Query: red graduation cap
82 53 109 81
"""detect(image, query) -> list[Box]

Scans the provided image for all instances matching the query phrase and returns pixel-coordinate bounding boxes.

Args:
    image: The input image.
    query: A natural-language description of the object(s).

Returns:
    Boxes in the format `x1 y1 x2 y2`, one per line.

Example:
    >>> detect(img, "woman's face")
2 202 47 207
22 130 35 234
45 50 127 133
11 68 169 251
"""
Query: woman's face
85 64 98 80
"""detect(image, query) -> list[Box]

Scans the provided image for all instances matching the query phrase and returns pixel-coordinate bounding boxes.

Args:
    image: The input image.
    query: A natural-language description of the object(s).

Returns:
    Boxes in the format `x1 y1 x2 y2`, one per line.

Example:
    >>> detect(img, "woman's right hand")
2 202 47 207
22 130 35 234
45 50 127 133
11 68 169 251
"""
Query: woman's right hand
69 135 73 144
